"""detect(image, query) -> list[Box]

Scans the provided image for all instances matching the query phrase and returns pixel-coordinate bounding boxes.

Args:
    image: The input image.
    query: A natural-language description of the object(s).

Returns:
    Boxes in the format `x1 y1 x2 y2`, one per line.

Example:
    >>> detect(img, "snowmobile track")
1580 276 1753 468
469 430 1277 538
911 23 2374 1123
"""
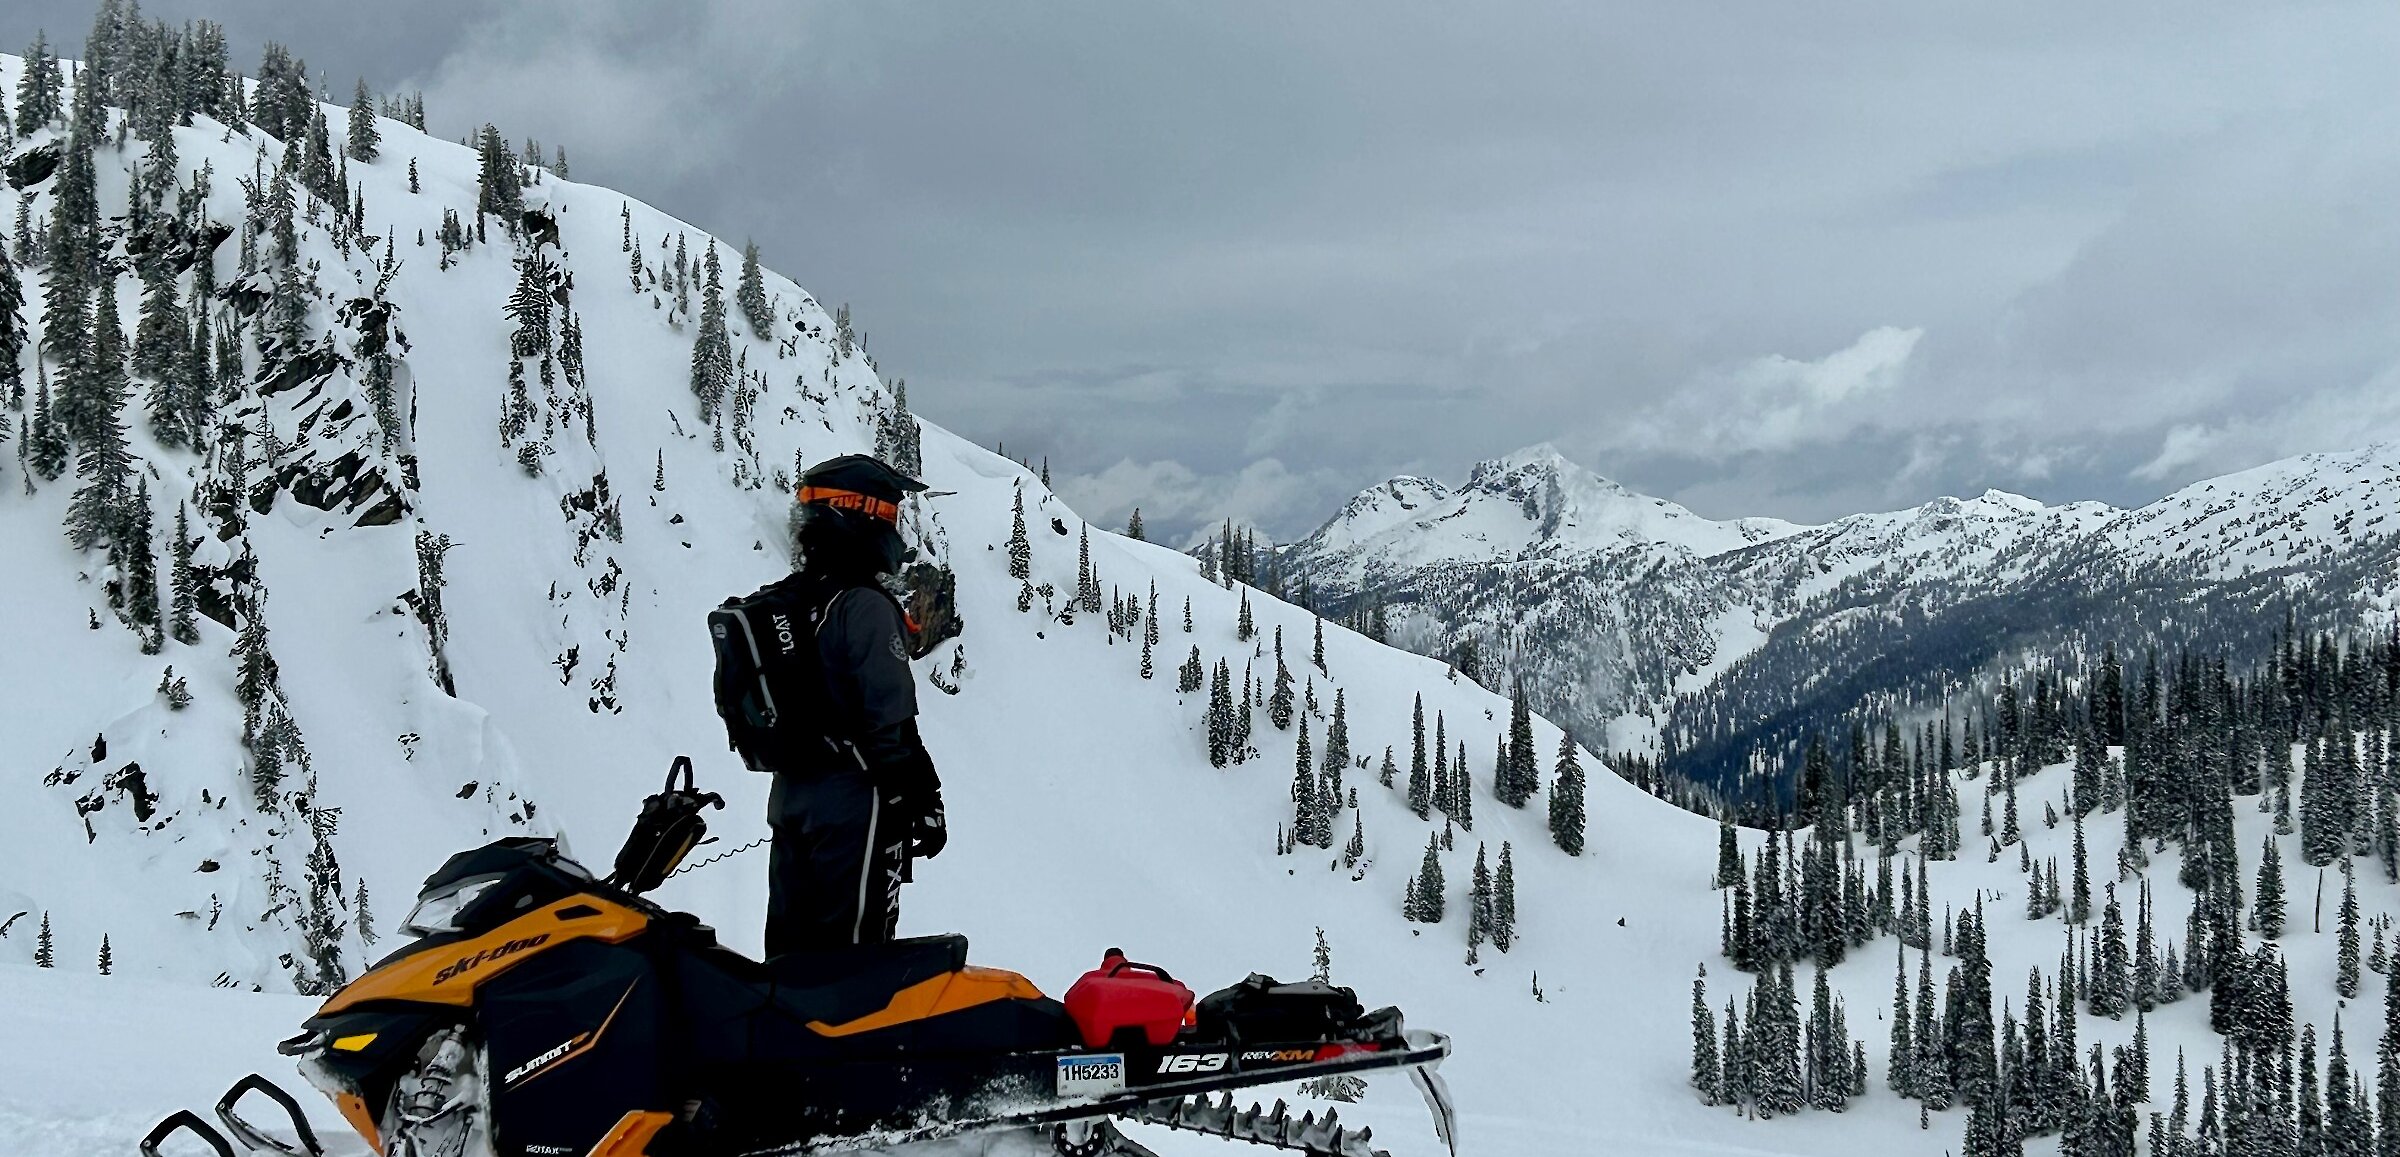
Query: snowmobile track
769 1032 1454 1157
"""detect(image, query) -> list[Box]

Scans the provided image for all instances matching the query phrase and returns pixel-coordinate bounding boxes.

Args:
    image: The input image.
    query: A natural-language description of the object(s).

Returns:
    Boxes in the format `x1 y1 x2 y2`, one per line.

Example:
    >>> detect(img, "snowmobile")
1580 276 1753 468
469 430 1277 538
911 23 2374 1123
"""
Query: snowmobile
141 758 1456 1157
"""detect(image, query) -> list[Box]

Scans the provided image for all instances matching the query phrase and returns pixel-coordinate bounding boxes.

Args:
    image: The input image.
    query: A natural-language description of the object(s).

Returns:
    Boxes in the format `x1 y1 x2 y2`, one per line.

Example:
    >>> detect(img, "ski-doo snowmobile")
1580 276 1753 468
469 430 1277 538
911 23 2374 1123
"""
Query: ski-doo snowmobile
142 759 1455 1157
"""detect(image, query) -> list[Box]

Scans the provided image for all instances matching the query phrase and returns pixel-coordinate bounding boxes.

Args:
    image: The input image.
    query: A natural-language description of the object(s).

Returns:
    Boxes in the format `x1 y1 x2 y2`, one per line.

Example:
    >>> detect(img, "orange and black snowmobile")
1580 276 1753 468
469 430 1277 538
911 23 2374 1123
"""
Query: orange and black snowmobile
141 759 1456 1157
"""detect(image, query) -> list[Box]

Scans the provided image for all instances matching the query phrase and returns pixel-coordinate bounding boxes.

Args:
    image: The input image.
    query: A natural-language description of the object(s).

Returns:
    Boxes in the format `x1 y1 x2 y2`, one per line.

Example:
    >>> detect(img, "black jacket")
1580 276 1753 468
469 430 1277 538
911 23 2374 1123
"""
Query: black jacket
766 576 937 820
814 585 921 768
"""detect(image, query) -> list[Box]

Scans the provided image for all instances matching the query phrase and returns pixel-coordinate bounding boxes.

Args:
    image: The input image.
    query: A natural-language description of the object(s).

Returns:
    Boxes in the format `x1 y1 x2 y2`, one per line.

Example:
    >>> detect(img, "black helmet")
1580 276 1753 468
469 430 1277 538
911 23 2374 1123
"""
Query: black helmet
798 454 926 517
795 455 923 578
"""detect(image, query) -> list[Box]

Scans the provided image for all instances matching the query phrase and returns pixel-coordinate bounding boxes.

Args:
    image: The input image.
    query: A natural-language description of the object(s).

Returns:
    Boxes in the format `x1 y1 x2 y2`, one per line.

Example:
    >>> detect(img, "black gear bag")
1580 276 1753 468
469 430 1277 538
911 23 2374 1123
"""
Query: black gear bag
1195 973 1368 1044
708 576 830 772
611 756 725 894
709 577 913 772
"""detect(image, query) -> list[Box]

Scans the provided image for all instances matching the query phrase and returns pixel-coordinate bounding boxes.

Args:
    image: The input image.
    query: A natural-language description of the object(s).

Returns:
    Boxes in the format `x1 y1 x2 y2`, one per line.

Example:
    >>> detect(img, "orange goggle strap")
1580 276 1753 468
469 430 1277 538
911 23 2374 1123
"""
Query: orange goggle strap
798 487 901 524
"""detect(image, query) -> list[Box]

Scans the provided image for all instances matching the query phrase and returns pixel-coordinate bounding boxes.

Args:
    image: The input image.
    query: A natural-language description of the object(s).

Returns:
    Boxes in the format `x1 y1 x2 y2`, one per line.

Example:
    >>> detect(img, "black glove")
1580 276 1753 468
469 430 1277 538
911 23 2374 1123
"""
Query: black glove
888 747 947 860
910 789 948 860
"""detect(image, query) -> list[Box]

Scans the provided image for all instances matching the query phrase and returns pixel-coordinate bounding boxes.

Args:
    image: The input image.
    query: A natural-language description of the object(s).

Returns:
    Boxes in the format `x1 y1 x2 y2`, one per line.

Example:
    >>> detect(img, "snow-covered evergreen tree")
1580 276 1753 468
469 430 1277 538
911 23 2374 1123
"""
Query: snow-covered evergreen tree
690 241 732 422
474 123 521 239
2338 860 2361 998
1408 694 1431 818
355 879 376 948
0 238 22 404
1550 730 1585 856
1206 659 1232 768
736 240 770 337
1502 678 1538 807
1005 484 1032 582
2255 835 2285 940
298 789 346 993
1492 841 1517 950
345 77 378 162
1407 834 1446 922
15 33 63 134
1269 629 1294 730
124 478 161 651
1291 718 1321 848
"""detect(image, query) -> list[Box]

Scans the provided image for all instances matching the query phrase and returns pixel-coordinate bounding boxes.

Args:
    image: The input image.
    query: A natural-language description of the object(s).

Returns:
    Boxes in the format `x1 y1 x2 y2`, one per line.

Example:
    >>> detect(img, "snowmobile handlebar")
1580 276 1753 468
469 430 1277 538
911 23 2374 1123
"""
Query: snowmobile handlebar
663 755 725 809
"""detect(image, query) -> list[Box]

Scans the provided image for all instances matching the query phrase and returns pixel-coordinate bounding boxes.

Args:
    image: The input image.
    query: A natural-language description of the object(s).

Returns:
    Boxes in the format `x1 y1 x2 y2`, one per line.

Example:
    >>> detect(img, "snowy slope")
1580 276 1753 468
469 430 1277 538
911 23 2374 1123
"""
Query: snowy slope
2089 443 2400 582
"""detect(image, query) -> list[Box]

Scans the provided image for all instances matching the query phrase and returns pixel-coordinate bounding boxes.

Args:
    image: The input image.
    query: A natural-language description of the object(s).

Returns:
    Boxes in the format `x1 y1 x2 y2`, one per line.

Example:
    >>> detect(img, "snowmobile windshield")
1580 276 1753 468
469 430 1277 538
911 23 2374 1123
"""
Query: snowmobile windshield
399 874 505 937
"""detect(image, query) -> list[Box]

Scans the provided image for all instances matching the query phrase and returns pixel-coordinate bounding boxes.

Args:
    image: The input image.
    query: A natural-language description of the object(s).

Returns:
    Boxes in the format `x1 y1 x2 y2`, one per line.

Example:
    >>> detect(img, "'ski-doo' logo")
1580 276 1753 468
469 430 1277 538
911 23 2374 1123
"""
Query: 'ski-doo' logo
432 934 551 984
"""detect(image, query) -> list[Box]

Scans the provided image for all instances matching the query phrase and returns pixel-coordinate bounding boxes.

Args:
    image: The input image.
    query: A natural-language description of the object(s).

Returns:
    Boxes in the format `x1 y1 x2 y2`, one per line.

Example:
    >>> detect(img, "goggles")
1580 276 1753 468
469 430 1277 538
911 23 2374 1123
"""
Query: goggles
799 486 901 524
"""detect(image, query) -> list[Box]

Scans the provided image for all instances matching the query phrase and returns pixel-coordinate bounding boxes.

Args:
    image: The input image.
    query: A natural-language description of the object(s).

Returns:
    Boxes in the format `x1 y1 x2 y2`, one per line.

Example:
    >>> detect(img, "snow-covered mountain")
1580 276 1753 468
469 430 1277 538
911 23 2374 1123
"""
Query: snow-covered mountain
1283 442 2400 782
1295 445 1799 586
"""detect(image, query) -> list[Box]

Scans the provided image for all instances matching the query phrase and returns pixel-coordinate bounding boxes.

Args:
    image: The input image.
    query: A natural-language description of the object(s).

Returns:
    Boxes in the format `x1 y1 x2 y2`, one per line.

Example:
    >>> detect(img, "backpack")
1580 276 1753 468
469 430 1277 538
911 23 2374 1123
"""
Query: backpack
709 575 910 771
709 575 834 772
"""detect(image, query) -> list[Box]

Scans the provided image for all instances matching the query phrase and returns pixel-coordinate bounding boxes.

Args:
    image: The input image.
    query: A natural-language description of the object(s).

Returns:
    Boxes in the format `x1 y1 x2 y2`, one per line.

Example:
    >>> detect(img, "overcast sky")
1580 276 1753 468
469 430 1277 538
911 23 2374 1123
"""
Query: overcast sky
15 1 2400 545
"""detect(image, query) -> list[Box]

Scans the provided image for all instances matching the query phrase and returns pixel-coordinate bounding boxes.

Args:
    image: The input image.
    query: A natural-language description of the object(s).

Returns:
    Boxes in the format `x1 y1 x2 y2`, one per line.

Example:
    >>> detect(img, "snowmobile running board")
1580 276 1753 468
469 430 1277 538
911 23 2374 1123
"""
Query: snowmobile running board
773 1030 1455 1157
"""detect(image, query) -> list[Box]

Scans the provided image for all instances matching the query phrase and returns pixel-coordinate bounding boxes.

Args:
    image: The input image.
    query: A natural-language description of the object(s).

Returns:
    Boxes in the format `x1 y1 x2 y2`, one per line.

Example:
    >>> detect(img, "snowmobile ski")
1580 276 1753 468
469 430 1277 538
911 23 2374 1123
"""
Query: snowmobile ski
213 1073 327 1157
139 1110 239 1157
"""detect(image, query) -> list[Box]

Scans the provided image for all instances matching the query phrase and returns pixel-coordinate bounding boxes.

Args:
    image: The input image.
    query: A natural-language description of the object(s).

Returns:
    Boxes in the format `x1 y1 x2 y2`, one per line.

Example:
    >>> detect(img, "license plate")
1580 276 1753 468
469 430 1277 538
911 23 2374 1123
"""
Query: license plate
1055 1053 1126 1098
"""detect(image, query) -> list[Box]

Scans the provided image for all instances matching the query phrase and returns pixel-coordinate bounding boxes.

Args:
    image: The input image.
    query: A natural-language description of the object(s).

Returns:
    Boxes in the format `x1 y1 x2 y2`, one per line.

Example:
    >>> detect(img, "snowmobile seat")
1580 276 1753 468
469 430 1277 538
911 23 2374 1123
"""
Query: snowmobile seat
768 933 967 986
764 934 971 1025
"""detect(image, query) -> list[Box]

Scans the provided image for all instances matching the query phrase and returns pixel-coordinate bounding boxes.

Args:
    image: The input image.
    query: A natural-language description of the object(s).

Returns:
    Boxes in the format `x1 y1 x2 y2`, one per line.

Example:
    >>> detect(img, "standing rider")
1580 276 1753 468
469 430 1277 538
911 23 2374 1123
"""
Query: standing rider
718 454 947 957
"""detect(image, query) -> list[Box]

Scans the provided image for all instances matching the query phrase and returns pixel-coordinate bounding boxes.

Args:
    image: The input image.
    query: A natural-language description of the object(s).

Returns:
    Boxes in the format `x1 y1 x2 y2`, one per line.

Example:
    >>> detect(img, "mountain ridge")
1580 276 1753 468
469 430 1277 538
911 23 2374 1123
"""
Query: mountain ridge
1281 440 2400 782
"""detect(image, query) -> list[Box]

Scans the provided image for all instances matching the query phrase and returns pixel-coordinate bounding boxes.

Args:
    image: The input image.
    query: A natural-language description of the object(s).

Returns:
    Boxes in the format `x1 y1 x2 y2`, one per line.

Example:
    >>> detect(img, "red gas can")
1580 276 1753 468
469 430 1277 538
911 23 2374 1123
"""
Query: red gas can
1063 949 1195 1049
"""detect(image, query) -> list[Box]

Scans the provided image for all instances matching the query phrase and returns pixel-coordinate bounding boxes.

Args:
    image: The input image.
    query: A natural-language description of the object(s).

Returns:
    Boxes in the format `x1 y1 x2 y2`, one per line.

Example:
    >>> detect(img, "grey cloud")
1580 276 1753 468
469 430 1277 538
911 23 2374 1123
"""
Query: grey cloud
10 1 2399 540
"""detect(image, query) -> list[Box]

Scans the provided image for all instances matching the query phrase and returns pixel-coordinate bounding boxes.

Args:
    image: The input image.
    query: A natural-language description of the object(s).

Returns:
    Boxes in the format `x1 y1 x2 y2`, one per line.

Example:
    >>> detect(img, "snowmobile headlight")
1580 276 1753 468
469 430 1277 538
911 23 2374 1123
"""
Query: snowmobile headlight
399 875 504 937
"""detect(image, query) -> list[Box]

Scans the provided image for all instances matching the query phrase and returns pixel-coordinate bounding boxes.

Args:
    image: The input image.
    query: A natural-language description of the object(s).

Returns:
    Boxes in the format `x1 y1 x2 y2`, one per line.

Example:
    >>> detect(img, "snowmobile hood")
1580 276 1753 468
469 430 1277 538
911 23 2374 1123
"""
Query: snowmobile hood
316 894 649 1016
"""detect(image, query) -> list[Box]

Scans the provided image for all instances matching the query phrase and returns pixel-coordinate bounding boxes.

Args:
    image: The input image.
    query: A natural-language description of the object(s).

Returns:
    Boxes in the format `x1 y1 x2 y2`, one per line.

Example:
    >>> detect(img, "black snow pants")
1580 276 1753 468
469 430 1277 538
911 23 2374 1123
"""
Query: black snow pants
765 768 909 958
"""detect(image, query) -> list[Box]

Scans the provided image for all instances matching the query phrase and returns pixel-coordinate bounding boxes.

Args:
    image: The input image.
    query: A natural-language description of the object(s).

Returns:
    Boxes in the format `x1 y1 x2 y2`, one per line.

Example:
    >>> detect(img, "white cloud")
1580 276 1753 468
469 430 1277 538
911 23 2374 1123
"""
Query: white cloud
328 0 2400 532
1606 325 1923 458
2130 423 2222 482
1053 457 1345 548
1740 324 1922 406
2131 362 2400 483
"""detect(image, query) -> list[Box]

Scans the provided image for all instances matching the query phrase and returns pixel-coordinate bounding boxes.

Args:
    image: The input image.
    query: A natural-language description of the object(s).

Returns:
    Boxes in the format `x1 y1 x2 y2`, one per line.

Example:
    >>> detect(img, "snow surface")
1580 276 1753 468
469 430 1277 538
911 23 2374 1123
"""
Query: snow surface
5 51 2397 1157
